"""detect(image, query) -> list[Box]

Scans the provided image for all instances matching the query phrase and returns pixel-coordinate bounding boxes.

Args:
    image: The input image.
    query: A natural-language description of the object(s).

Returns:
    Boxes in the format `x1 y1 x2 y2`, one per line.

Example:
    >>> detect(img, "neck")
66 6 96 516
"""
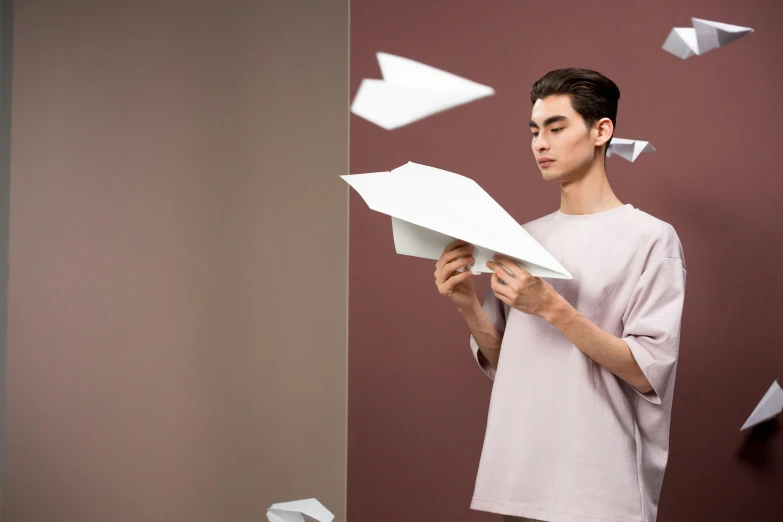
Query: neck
558 156 623 216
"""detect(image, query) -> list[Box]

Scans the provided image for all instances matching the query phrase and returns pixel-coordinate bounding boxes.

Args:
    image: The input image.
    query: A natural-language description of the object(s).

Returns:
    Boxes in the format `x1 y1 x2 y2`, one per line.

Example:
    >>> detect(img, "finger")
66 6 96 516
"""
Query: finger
491 276 513 303
436 242 471 270
492 255 533 280
440 270 472 295
435 255 474 284
444 239 468 252
491 255 525 278
443 255 475 276
490 273 511 297
486 260 513 286
494 290 512 307
440 244 475 267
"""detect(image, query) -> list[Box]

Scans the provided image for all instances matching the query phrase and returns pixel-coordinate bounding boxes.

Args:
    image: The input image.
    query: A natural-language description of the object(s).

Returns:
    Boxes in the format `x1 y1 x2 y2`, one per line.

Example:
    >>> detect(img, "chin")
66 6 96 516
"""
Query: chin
540 169 565 182
541 165 581 183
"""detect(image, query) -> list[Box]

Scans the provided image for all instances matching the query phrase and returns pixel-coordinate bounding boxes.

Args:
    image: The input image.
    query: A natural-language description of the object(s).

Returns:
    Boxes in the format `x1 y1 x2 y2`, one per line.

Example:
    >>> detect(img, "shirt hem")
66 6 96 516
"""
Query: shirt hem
471 497 648 522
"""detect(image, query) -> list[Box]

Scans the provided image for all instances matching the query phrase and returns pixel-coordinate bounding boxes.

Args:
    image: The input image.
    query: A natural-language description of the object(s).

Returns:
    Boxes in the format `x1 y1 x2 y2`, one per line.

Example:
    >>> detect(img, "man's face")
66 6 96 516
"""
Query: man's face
529 94 599 183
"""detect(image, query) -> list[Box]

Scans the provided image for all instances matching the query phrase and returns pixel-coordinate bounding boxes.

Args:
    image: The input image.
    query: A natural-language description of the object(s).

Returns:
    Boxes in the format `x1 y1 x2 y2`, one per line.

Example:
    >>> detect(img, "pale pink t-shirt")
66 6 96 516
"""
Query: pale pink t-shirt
469 204 686 522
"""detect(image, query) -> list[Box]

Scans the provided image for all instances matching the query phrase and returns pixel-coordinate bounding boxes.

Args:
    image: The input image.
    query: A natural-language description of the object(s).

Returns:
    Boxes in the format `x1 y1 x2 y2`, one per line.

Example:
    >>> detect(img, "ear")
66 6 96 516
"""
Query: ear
594 117 614 148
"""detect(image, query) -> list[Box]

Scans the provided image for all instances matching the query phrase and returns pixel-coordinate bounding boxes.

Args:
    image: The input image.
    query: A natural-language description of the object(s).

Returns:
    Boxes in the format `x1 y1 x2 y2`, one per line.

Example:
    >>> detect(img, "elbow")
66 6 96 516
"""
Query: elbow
631 375 654 395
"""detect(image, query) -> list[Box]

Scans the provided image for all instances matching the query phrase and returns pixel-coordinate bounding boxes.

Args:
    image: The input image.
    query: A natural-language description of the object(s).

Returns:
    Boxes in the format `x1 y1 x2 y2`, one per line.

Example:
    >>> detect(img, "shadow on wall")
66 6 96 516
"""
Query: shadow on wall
737 420 779 474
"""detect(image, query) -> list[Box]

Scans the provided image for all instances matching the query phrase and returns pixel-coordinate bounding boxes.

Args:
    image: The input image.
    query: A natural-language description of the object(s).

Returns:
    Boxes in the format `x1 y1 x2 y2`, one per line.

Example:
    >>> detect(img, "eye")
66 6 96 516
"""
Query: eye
552 127 564 133
531 132 539 138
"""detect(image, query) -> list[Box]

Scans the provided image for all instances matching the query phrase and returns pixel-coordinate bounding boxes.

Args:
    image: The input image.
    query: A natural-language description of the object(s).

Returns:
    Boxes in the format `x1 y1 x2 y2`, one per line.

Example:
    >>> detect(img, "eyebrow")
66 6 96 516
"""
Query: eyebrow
528 115 568 129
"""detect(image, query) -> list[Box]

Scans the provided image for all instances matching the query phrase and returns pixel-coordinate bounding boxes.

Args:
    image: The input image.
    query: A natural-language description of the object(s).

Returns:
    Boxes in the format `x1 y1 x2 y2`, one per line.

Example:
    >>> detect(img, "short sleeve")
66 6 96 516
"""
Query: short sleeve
469 290 509 380
621 257 687 404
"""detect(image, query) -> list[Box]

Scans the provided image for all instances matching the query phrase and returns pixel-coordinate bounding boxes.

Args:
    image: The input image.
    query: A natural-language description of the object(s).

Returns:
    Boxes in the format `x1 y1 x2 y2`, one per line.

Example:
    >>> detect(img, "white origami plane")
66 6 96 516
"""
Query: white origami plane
606 138 656 162
662 18 753 59
350 52 495 130
342 162 572 279
267 498 334 522
741 380 783 431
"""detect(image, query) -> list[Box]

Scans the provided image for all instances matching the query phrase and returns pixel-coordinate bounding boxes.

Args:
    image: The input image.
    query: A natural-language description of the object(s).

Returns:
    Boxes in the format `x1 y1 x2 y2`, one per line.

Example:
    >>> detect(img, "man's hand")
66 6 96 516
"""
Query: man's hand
434 239 478 311
486 254 565 318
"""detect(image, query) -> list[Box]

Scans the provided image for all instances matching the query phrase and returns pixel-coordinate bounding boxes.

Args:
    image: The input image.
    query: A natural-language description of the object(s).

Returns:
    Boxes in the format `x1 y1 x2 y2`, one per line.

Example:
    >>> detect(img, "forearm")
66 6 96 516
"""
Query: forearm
542 297 652 393
459 297 503 369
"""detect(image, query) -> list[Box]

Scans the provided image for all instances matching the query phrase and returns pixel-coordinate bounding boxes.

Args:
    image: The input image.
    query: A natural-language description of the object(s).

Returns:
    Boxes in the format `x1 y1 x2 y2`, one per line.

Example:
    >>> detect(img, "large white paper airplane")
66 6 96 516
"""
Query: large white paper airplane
741 380 783 431
607 138 656 162
342 162 572 279
267 498 334 522
663 18 753 59
350 52 495 130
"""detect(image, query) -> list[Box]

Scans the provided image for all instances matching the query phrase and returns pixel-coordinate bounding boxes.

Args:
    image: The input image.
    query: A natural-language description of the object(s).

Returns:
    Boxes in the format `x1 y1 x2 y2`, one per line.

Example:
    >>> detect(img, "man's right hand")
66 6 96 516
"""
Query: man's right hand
434 240 478 311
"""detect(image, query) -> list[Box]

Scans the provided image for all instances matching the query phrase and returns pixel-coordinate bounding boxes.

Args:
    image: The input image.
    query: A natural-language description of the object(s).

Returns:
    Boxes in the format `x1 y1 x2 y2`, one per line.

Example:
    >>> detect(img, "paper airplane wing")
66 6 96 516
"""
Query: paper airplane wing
692 18 754 55
741 380 783 431
630 140 655 161
350 53 494 130
267 510 302 522
351 79 488 131
268 499 335 522
662 28 699 59
343 162 572 279
608 138 655 162
607 139 634 160
376 52 494 95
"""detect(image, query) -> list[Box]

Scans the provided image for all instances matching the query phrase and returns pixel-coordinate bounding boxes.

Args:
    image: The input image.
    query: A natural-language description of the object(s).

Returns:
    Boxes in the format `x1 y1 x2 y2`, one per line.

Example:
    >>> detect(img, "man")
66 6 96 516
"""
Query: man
434 68 686 522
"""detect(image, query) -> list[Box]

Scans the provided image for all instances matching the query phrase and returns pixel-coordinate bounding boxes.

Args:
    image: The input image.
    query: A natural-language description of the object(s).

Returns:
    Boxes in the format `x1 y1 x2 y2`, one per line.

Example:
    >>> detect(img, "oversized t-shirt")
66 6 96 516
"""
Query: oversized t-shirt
469 204 686 522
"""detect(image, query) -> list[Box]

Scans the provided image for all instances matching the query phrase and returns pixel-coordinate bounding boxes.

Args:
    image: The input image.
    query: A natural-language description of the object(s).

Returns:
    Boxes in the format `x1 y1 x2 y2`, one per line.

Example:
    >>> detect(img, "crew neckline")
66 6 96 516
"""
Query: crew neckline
552 203 635 222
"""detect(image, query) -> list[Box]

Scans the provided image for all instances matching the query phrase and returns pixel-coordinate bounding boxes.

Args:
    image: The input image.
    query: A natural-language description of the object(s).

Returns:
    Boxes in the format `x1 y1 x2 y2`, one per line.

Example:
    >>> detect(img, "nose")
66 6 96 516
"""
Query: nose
534 135 550 153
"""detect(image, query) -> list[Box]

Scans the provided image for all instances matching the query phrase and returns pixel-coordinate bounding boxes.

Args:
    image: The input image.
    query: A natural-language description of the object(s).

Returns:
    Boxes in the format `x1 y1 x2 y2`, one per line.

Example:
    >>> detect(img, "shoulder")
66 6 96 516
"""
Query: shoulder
521 211 556 233
629 209 685 263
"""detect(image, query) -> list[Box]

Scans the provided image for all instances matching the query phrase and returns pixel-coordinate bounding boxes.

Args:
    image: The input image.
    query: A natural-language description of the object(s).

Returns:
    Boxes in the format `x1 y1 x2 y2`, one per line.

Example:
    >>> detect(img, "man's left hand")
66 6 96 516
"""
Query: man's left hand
486 254 563 318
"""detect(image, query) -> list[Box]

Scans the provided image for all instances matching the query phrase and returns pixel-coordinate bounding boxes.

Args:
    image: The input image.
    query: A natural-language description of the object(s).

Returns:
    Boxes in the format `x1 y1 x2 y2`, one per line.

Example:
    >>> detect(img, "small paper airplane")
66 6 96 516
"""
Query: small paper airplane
267 498 335 522
342 162 572 279
740 380 783 431
663 18 753 60
606 138 656 162
350 52 495 130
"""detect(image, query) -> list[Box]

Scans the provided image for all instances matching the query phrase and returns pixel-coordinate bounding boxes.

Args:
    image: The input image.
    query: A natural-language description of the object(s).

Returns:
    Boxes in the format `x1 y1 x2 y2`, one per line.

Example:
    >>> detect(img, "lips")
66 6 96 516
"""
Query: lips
538 157 555 167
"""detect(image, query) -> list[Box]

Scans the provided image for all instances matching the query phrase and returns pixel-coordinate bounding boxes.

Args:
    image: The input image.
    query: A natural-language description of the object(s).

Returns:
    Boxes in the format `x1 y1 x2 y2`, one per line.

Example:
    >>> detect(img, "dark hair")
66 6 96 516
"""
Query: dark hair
530 68 620 152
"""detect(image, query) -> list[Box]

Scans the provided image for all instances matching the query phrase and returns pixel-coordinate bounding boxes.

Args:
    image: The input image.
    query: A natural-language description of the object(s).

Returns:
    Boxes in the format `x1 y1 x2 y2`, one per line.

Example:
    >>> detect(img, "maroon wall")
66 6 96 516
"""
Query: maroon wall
349 1 783 521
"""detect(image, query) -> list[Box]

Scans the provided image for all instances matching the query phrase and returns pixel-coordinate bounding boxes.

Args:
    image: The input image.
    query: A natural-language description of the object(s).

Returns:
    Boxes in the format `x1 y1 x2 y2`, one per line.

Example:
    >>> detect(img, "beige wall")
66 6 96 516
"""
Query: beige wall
3 1 349 521
0 0 12 516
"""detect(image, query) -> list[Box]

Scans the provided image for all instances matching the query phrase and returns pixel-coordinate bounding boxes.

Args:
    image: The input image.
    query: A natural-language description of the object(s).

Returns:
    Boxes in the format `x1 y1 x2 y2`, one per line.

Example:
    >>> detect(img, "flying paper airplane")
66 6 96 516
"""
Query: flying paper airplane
342 162 572 279
350 52 495 130
662 18 753 59
741 380 783 431
267 498 334 522
607 138 656 162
